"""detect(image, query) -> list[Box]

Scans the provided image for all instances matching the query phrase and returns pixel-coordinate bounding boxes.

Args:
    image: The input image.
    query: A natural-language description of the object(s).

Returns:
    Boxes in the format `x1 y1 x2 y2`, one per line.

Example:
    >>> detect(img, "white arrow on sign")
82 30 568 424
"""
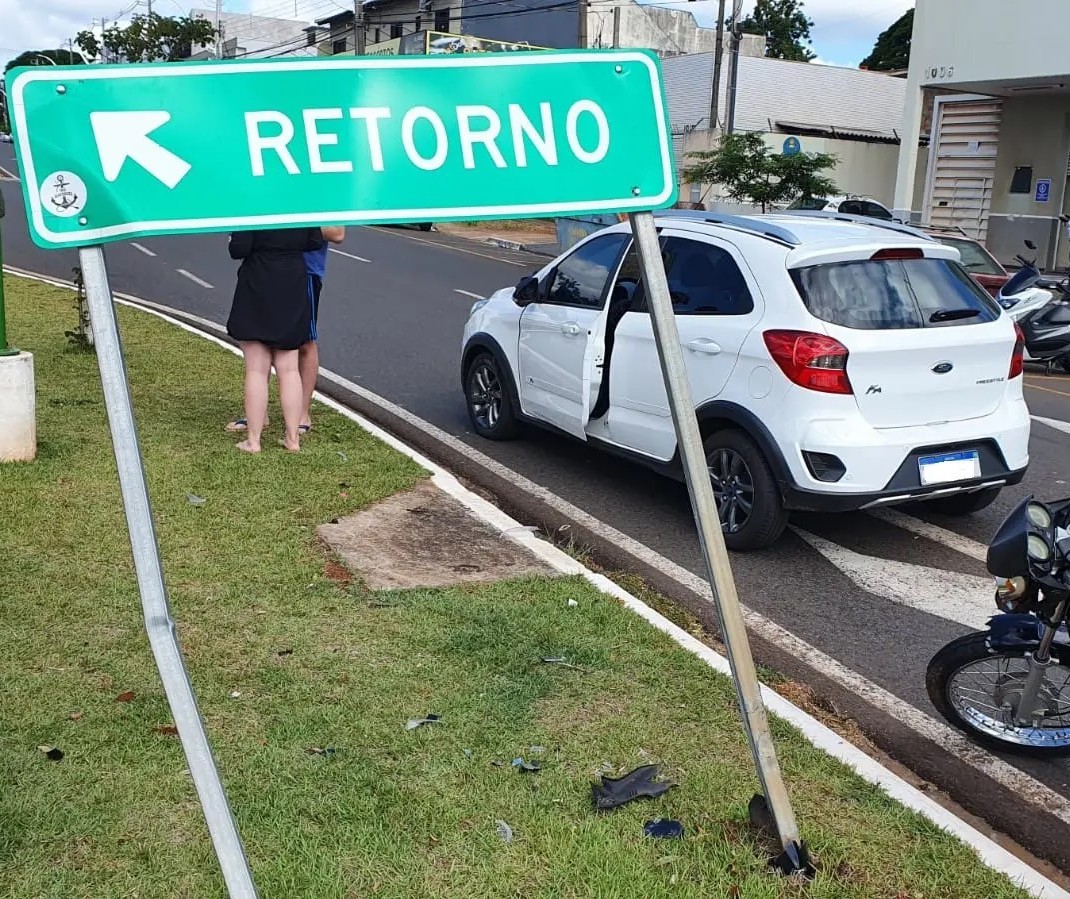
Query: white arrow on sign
89 111 192 190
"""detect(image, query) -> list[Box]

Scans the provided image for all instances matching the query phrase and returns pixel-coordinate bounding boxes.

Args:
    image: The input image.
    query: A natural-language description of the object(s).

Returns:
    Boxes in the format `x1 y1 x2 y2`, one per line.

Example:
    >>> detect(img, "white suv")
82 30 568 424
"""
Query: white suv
460 212 1030 550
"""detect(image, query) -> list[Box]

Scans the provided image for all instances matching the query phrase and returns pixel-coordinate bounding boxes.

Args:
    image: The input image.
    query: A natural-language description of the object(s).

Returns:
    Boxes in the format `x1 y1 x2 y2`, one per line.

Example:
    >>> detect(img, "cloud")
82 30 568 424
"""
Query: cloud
0 0 95 69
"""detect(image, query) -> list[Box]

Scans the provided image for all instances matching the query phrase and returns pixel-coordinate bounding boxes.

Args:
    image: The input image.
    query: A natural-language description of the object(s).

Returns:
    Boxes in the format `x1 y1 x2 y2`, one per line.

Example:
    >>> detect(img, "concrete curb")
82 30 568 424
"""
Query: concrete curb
8 265 1070 898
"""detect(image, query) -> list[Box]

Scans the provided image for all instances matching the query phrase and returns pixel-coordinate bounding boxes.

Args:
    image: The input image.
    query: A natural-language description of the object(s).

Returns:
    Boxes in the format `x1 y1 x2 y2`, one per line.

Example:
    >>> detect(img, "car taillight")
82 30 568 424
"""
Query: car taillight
763 330 852 394
1009 323 1025 378
871 247 925 261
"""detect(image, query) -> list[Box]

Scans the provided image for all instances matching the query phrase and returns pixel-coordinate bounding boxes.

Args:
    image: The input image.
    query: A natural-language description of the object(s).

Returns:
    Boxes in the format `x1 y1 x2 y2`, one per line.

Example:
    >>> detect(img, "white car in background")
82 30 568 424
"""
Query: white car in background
460 211 1030 550
789 194 897 221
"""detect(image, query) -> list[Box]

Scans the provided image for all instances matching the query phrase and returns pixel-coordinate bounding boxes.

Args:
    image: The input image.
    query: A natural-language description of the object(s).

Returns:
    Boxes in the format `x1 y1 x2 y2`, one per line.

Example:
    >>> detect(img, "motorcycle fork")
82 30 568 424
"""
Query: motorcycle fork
1014 599 1068 726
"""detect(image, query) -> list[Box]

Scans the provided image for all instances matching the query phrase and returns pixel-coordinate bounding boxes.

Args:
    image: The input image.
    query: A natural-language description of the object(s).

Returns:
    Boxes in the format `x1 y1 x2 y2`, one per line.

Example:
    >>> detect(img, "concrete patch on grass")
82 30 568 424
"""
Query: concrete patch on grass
318 480 558 590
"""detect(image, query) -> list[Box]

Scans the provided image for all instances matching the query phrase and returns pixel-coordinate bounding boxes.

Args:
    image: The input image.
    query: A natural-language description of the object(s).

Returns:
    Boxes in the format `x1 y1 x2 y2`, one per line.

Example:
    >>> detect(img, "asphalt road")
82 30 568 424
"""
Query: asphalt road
4 145 1070 806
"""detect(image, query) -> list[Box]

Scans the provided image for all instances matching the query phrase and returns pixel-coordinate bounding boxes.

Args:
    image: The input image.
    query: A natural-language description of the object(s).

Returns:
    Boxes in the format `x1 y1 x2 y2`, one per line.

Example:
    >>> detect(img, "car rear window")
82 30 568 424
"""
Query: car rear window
791 257 1002 330
937 237 1004 276
789 196 828 211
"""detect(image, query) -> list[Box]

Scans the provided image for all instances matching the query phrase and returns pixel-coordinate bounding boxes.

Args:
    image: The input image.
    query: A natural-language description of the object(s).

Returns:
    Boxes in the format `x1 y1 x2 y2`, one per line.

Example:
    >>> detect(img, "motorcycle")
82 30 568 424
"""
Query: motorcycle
927 495 1070 756
997 240 1058 323
1017 281 1070 375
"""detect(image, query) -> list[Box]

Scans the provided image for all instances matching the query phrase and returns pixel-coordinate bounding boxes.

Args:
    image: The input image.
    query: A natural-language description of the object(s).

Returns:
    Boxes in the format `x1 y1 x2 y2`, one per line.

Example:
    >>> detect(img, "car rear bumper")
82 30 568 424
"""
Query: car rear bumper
784 465 1027 513
776 398 1031 511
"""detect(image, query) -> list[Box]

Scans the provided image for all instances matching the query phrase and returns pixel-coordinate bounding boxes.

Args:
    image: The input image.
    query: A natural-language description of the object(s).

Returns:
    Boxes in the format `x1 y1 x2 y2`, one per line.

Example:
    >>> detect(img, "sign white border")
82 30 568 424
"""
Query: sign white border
11 51 676 248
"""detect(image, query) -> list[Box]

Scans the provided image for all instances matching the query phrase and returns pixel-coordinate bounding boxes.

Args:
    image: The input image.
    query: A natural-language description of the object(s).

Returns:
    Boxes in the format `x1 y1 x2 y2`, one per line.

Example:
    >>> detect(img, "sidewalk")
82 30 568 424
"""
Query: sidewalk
0 273 1057 898
434 219 561 256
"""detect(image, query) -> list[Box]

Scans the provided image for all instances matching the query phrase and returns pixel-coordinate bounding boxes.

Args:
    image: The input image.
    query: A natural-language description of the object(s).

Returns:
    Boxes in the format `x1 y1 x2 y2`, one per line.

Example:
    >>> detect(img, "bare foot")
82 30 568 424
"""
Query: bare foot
278 437 300 453
236 440 261 454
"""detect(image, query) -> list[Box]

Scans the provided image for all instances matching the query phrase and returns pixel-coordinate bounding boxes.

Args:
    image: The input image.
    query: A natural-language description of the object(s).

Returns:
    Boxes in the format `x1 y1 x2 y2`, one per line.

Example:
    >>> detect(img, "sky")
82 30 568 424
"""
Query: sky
0 0 914 71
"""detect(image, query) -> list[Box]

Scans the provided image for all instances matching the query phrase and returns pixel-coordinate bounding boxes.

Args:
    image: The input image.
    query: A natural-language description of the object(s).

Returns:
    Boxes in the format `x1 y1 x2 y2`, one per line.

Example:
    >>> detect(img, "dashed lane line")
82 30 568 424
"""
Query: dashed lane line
131 243 157 257
329 248 370 263
175 269 214 289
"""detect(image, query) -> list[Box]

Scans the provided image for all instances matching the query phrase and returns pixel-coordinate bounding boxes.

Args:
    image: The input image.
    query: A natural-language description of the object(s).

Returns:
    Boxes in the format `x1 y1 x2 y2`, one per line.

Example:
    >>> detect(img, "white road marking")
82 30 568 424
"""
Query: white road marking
130 242 157 257
0 164 19 181
1033 415 1070 436
8 263 1070 894
175 269 214 289
372 226 529 267
329 248 370 263
867 509 988 563
793 527 992 630
453 289 484 300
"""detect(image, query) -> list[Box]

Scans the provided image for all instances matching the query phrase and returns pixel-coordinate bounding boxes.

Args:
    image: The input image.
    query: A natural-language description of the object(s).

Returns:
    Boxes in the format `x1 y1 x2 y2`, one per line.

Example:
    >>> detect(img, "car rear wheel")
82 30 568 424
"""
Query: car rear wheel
924 487 1001 516
465 352 520 440
417 222 433 232
703 429 788 551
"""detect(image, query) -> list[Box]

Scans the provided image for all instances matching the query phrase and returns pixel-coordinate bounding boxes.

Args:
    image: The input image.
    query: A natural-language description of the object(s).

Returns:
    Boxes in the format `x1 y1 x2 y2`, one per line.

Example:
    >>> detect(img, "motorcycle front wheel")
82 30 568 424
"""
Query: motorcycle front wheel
926 633 1070 757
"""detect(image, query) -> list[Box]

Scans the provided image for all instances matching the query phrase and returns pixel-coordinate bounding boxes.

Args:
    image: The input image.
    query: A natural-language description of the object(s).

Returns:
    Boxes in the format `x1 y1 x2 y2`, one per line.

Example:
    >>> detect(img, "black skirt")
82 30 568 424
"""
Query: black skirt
226 227 326 351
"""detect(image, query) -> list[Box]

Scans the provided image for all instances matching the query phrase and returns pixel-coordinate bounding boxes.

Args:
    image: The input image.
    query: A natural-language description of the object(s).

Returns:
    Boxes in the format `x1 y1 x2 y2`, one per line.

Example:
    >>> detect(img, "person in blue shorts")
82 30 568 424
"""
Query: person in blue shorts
227 224 345 435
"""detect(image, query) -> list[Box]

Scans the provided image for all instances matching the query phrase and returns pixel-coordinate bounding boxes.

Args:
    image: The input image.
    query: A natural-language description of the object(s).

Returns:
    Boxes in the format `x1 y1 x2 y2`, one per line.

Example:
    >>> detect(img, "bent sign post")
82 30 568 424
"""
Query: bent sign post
9 50 808 893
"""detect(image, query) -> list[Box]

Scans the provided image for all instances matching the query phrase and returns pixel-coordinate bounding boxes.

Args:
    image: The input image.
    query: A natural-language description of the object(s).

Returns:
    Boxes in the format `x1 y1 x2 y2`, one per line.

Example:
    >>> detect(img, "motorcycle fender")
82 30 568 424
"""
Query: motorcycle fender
984 614 1042 650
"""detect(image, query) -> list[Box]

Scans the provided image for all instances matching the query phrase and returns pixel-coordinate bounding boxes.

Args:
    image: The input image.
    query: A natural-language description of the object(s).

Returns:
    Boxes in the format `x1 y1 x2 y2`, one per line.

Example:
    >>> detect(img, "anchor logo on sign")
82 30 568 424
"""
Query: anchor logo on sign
49 174 79 211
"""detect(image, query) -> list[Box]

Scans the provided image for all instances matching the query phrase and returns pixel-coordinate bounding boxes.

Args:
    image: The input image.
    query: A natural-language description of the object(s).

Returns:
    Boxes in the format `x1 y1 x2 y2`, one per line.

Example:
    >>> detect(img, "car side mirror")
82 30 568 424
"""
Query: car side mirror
1025 240 1037 251
513 275 540 306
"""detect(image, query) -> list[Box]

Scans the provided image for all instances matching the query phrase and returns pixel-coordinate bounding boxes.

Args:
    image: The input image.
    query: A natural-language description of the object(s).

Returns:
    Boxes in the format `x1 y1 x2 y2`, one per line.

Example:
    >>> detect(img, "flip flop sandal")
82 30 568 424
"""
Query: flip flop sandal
226 418 269 432
299 424 312 435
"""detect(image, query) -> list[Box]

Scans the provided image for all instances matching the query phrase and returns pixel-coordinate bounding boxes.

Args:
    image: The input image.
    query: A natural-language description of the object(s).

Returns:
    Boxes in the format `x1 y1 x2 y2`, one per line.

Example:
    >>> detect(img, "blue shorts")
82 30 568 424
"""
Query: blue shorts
307 274 322 341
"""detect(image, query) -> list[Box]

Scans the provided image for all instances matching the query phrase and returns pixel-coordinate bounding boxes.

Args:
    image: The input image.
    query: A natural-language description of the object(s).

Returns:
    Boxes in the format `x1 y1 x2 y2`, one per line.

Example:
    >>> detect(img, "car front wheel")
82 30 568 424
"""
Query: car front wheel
704 429 788 551
465 352 520 440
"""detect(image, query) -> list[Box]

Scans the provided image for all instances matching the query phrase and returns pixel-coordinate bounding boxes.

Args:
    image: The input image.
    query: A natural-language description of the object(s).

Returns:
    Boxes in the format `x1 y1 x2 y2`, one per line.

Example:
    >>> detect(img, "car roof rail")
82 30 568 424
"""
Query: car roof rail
656 209 801 246
782 209 936 242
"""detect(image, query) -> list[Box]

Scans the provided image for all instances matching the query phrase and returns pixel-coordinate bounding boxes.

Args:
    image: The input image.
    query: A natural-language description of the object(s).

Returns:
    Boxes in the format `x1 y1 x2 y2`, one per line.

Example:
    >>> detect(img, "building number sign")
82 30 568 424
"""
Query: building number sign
926 65 955 80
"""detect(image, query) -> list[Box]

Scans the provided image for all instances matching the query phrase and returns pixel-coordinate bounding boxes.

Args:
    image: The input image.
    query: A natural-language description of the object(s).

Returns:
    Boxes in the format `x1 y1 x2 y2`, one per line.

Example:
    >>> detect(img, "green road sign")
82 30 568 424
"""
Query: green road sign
9 51 677 249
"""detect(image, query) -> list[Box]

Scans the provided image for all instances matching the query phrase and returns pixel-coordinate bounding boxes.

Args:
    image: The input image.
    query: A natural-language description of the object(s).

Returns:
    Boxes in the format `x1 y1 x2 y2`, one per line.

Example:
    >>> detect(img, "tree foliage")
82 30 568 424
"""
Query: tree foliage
681 132 837 212
860 9 913 71
4 48 85 74
75 13 216 63
736 0 815 62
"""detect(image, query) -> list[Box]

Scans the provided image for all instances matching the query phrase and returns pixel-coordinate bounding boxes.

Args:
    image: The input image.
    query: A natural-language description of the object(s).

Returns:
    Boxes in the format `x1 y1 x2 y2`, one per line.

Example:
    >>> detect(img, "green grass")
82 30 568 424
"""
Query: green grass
0 277 1032 898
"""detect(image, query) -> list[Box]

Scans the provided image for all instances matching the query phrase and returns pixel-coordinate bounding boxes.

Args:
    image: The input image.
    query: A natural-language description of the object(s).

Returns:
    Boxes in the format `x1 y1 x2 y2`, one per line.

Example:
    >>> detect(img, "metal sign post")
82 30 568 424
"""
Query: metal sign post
79 246 258 898
628 211 811 875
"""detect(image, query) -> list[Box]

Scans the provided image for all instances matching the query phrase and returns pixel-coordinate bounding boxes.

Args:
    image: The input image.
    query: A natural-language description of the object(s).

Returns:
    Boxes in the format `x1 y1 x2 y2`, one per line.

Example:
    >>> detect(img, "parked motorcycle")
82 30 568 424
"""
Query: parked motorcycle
927 495 1070 756
997 240 1058 323
1017 282 1070 375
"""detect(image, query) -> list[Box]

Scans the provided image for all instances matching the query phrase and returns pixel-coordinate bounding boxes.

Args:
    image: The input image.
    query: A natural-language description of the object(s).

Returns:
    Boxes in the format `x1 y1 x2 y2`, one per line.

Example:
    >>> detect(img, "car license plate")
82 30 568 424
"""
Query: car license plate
918 450 981 486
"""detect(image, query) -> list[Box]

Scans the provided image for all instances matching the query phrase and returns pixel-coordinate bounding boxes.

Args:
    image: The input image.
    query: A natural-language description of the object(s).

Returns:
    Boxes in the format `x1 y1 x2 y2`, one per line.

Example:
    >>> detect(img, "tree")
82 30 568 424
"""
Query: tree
736 0 815 62
681 132 837 212
75 13 216 63
860 9 913 71
4 48 85 75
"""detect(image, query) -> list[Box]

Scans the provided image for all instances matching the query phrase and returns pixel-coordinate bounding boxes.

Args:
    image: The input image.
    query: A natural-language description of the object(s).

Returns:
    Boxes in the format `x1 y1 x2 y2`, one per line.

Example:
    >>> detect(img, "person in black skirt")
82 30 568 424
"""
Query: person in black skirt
226 226 326 453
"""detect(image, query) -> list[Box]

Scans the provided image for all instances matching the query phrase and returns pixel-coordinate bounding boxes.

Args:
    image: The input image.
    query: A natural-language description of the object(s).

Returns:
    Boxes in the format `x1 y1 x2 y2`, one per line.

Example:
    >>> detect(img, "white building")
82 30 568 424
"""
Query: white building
188 8 316 59
664 53 913 209
894 0 1070 268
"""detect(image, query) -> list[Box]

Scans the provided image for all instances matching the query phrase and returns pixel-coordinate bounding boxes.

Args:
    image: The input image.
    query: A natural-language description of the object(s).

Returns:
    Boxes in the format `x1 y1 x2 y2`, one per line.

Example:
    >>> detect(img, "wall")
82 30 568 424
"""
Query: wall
912 0 1070 89
587 4 764 57
986 95 1070 267
679 130 902 209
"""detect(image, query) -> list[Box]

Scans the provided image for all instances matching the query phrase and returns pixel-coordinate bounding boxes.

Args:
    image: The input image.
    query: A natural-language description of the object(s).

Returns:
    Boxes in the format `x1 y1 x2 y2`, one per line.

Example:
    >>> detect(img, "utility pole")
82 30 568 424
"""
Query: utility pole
147 0 152 16
353 0 365 55
725 0 743 135
215 0 223 58
707 0 726 144
577 0 588 49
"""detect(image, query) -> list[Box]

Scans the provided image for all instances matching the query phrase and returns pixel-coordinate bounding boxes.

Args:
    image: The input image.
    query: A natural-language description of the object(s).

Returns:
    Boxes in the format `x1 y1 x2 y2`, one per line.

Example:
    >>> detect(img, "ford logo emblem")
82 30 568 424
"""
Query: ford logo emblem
932 361 954 374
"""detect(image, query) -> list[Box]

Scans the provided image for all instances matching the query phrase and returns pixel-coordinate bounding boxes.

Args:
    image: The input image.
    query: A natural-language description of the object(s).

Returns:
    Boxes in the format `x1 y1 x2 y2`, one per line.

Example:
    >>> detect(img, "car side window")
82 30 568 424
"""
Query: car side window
608 243 645 311
861 201 893 221
545 234 629 309
839 200 863 215
660 237 754 316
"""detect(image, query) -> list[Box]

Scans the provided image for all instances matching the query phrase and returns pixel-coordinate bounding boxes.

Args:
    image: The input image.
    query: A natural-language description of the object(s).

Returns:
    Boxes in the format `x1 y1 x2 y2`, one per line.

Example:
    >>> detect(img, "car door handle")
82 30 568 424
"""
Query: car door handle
561 322 583 336
686 338 722 355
